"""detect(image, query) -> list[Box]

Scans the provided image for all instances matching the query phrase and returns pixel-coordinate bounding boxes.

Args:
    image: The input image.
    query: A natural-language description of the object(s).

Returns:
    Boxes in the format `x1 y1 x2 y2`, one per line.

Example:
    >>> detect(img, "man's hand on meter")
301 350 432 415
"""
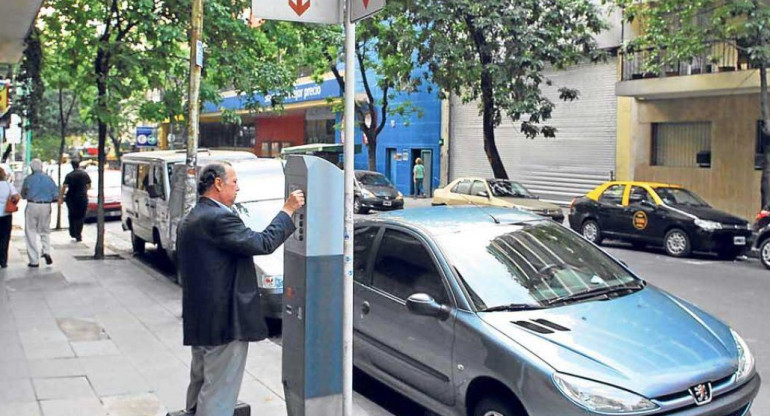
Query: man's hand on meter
282 190 305 216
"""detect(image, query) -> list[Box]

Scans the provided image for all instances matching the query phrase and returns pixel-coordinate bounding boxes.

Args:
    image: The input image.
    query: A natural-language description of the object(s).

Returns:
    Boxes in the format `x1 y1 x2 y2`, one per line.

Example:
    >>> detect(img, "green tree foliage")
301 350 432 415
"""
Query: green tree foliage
612 0 770 206
408 0 606 178
40 0 301 257
17 29 44 130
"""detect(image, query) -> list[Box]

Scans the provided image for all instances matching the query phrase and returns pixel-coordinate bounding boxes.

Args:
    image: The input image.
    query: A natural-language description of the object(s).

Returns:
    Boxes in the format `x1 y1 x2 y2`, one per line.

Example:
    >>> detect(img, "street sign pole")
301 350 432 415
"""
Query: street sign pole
342 1 356 415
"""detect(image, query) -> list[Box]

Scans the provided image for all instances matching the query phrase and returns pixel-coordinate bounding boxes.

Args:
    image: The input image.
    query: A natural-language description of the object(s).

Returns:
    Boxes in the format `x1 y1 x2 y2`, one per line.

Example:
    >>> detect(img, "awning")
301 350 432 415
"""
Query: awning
280 143 362 155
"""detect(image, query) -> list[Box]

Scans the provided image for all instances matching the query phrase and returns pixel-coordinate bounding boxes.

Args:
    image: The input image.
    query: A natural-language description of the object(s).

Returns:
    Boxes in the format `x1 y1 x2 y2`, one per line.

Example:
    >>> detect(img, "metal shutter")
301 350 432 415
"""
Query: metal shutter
449 60 618 204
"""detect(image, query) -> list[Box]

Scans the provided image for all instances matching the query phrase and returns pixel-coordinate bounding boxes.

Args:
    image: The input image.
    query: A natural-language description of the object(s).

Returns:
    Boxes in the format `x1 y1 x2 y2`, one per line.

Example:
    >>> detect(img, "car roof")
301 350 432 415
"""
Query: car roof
599 181 683 189
361 206 543 236
121 149 258 163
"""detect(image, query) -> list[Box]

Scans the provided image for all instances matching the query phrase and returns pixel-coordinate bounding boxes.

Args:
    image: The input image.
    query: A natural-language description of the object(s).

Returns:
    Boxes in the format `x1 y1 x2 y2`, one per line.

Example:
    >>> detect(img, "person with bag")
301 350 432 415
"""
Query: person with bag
21 159 58 268
0 166 19 268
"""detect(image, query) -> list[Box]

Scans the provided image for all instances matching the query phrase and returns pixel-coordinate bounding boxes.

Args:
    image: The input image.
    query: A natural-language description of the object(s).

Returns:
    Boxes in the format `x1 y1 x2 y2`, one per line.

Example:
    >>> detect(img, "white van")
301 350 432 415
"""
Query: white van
121 149 258 256
121 150 287 318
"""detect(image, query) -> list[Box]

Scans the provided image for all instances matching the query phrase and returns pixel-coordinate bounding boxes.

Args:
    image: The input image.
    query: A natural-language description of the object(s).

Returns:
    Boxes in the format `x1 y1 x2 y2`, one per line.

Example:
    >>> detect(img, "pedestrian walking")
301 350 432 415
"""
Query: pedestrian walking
0 167 19 268
413 157 425 198
21 159 58 267
177 162 304 416
59 157 91 242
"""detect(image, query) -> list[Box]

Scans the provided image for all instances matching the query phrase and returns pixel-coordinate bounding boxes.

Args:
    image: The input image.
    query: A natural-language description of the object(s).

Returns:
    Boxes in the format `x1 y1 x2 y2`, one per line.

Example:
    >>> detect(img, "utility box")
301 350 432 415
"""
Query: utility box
282 155 344 416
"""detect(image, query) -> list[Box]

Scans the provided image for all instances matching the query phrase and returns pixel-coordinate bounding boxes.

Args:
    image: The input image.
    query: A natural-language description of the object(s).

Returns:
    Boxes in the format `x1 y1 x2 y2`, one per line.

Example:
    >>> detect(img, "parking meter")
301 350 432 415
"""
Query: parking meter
282 155 344 416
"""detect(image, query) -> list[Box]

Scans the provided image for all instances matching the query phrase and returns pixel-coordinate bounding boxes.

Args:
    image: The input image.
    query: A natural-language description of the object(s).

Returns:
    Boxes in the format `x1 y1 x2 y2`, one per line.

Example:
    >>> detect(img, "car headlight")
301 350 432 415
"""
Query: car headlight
396 191 403 200
361 189 375 198
731 329 755 383
257 272 283 289
553 373 658 414
695 219 722 231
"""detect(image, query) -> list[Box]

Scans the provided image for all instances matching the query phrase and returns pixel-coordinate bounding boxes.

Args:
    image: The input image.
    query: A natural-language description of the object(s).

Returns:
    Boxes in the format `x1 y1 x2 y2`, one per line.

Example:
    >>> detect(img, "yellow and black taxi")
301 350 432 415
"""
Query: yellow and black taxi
569 181 751 259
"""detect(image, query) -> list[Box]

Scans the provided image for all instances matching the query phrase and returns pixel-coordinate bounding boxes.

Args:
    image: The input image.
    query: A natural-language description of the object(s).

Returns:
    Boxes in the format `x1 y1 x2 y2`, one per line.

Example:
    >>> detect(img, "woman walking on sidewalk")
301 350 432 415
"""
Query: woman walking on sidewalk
0 167 19 268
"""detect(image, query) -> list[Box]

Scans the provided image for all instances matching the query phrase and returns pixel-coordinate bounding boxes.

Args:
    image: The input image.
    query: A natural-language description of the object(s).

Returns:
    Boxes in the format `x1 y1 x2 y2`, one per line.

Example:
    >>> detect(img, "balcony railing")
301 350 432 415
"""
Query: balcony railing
621 42 755 81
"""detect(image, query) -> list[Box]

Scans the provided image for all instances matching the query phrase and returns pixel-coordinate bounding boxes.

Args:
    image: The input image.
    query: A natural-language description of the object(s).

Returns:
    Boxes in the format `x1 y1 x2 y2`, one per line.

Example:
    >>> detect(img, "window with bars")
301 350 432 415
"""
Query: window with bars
651 122 711 168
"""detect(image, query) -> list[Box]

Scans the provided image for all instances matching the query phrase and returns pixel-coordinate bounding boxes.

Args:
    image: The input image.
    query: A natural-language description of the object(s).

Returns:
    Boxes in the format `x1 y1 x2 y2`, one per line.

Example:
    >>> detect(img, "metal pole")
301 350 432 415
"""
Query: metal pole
185 0 204 216
343 1 356 415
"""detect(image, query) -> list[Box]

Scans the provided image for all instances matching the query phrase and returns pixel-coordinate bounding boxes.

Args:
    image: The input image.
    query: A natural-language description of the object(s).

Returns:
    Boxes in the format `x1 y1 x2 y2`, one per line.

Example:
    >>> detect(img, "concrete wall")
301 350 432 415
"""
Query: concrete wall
627 94 762 220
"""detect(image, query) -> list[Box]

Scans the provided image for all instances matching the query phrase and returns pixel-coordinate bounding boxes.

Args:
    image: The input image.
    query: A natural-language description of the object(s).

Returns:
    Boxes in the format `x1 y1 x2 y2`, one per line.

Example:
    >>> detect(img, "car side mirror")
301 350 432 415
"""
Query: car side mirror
477 191 489 198
406 293 451 320
147 184 163 199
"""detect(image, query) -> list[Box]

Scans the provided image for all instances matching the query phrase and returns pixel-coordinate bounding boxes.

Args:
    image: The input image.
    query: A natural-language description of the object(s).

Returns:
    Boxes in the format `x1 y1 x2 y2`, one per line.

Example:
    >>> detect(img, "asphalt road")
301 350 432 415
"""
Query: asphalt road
93 208 768 415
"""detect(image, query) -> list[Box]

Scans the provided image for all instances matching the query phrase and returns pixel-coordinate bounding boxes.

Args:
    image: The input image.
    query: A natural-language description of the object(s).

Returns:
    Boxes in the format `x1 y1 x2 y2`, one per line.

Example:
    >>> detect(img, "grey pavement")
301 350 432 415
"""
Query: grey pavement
0 202 393 416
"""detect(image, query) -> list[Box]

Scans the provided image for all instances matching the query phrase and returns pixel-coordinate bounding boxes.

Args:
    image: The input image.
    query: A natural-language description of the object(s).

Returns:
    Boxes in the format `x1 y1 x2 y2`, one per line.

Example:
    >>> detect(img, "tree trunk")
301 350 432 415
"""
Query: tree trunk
56 87 65 230
366 126 377 170
94 49 108 259
480 73 508 179
761 64 770 209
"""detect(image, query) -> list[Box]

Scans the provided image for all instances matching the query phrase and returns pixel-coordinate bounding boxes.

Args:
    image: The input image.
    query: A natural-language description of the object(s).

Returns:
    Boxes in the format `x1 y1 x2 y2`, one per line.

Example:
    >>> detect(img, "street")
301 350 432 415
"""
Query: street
89 199 769 415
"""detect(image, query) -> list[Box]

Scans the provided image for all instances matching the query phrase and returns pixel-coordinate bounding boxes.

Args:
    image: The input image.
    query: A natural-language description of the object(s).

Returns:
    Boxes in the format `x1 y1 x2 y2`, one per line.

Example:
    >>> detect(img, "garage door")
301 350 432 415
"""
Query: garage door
449 60 618 204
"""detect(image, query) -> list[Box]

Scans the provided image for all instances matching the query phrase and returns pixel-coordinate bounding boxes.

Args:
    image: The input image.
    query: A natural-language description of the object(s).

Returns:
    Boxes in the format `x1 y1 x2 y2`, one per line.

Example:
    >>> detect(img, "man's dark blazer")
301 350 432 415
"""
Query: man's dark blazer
177 197 296 346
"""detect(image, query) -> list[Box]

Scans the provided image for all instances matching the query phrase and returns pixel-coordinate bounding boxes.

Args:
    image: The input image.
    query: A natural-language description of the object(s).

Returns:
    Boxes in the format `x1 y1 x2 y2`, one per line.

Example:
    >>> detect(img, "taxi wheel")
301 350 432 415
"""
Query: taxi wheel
664 229 691 257
581 220 603 245
473 396 519 416
759 239 770 270
354 197 369 214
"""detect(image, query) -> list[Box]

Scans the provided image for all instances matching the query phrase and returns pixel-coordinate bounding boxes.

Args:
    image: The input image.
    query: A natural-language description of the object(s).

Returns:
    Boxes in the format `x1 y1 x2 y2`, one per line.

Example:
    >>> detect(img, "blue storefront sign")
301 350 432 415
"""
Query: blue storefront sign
202 78 342 114
135 126 158 148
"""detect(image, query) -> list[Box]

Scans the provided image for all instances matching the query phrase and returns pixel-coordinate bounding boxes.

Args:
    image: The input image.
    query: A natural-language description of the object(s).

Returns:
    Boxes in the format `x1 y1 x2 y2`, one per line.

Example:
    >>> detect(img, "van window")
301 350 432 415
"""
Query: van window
137 164 150 191
152 165 165 197
123 164 137 188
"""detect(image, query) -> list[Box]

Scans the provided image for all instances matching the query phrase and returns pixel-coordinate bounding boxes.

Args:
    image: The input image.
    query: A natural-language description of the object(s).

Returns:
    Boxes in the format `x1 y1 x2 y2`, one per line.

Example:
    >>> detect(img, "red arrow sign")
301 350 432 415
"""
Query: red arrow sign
363 0 370 8
288 0 310 16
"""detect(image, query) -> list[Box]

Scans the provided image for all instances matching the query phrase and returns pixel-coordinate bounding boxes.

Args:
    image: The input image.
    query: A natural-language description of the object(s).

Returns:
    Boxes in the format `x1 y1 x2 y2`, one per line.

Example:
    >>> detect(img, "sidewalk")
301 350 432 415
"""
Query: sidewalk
0 209 392 416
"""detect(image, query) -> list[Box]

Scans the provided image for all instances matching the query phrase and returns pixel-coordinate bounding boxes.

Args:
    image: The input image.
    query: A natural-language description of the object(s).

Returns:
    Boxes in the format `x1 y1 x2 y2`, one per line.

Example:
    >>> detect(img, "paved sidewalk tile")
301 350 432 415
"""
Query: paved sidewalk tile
70 340 121 357
39 397 107 416
101 393 167 416
0 401 41 416
0 378 36 402
27 359 84 379
33 377 95 401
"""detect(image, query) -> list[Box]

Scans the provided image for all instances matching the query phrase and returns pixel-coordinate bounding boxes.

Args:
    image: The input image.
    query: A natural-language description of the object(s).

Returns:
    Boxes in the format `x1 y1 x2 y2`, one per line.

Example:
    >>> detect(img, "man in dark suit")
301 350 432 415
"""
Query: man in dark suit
177 162 304 416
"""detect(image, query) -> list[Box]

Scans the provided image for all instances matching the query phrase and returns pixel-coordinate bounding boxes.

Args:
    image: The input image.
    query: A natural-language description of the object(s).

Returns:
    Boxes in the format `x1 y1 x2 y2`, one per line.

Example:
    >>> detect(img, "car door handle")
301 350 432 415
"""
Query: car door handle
361 301 370 315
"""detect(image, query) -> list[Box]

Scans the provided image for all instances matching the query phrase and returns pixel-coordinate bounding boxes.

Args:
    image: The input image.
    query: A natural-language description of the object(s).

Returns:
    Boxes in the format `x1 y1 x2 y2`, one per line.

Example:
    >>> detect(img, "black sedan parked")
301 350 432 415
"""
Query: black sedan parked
569 181 751 259
354 170 404 214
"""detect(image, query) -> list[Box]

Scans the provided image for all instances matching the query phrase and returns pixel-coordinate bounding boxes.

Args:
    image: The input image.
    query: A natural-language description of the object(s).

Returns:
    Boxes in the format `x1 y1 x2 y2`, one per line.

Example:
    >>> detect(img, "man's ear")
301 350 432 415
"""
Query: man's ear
214 177 223 192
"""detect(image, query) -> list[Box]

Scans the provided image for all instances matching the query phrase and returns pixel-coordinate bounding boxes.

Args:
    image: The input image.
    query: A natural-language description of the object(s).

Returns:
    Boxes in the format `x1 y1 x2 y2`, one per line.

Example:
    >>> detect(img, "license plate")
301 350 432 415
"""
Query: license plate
734 236 746 246
383 201 392 207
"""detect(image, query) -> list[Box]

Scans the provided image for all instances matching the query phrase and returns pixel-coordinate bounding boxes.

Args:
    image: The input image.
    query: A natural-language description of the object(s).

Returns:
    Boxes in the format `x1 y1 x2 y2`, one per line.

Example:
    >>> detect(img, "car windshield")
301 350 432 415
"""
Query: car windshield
358 173 392 187
655 187 710 207
234 199 285 230
437 221 641 310
487 180 535 198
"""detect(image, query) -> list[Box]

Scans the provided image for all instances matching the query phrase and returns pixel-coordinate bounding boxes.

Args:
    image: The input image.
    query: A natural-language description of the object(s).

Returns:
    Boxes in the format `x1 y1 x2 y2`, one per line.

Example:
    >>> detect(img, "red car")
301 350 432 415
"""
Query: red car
85 170 122 221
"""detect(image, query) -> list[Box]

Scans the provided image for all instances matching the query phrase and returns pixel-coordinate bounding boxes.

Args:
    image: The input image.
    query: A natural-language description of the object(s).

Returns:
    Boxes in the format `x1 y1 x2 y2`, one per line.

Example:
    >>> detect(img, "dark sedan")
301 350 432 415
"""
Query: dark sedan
354 170 404 214
569 181 751 259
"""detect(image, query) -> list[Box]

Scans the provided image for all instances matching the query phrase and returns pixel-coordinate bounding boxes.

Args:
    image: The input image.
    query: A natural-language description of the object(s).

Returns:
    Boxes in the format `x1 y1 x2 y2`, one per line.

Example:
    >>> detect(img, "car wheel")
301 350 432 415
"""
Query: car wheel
131 231 145 255
581 220 603 245
353 197 362 214
473 396 520 416
664 229 691 257
760 239 770 270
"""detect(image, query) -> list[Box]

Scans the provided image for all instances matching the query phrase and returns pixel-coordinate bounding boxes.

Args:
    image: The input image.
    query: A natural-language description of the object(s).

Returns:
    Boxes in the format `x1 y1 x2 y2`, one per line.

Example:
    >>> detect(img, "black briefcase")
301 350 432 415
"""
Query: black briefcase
167 401 251 416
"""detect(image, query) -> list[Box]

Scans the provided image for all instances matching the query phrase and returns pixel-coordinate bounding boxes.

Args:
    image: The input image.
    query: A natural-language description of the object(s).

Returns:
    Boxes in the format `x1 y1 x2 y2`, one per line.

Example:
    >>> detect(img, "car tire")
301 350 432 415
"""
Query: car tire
664 229 691 258
131 231 145 255
353 197 369 214
581 219 603 245
473 396 520 416
761 239 770 270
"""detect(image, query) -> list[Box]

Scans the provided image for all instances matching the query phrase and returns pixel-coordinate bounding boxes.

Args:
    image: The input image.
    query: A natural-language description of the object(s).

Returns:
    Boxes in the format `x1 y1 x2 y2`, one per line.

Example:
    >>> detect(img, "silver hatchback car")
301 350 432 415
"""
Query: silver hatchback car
352 207 760 416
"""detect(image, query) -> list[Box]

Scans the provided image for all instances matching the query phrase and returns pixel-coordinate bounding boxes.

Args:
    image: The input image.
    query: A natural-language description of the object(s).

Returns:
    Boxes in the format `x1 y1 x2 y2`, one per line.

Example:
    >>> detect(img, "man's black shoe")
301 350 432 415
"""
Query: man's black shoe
27 263 39 268
43 254 53 265
76 237 82 242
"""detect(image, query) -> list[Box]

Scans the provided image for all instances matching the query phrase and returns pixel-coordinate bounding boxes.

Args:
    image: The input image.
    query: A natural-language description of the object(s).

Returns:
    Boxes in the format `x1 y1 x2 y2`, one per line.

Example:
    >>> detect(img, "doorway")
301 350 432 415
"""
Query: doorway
385 148 398 185
411 149 433 197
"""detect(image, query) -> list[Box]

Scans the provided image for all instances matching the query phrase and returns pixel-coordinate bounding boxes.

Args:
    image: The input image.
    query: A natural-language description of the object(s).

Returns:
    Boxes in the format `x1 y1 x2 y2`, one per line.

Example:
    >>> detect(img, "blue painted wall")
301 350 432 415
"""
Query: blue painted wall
339 65 442 197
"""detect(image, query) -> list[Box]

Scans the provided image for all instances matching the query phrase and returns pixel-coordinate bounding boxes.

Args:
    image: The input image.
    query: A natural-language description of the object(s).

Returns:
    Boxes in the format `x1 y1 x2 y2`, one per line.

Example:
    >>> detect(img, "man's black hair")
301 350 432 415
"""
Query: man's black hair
198 162 230 195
